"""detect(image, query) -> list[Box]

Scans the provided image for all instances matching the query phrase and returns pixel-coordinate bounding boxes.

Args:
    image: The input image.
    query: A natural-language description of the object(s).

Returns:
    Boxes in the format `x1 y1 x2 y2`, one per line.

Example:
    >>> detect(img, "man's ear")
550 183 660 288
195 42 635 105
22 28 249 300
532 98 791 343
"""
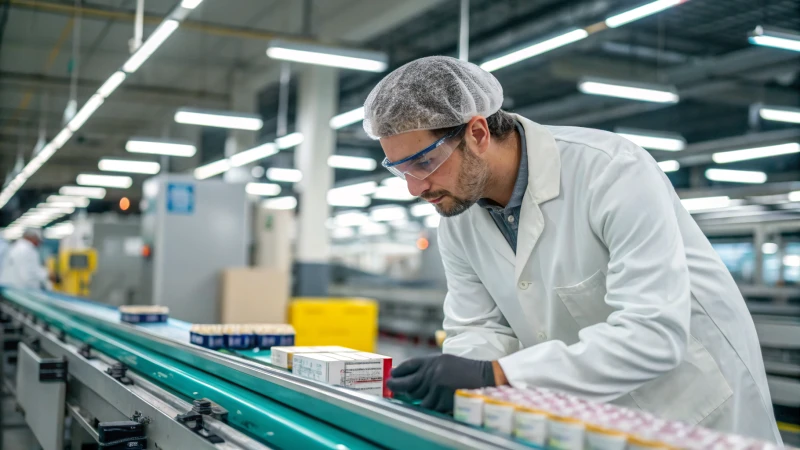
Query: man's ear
467 116 490 155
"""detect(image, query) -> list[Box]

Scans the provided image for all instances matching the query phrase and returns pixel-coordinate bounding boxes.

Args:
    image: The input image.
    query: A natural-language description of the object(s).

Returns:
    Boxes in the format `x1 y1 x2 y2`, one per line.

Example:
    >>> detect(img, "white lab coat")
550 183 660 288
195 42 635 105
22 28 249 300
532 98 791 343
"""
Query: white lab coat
0 239 49 290
440 115 781 443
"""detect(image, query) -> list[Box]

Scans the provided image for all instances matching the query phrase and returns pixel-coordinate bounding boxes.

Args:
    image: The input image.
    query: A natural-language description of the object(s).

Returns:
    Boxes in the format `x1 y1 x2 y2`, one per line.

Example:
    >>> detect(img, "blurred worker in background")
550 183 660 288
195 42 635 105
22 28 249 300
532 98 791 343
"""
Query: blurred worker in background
0 228 51 290
365 56 780 443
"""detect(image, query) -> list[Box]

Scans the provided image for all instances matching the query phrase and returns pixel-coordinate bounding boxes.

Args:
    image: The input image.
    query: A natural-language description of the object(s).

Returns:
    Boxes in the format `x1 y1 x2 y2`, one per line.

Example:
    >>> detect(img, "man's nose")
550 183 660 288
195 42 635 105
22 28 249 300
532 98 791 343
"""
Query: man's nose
406 176 429 197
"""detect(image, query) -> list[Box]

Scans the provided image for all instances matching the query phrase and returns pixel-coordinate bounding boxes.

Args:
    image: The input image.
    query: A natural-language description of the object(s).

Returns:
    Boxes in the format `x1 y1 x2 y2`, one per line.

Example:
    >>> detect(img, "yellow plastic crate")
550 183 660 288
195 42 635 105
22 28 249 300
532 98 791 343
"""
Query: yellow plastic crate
289 298 378 352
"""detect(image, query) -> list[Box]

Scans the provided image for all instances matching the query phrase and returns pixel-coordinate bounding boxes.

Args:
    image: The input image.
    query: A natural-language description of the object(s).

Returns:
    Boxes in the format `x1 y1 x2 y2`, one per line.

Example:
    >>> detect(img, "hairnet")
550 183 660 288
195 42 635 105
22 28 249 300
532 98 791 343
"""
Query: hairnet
22 228 42 240
362 56 503 139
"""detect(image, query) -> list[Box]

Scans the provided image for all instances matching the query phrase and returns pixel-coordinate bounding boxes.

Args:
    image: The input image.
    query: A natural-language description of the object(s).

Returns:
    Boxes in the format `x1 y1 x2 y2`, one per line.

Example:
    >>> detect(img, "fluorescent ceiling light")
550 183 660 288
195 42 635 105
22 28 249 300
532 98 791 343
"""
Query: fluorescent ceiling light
194 159 231 180
711 143 800 164
38 202 75 209
262 196 297 210
230 143 279 167
605 0 681 28
245 182 282 197
657 160 680 172
749 26 800 53
480 29 588 72
126 138 197 157
327 192 371 208
705 169 767 184
328 155 377 171
52 128 74 148
370 206 408 222
360 222 389 236
329 181 378 196
424 215 441 228
67 95 104 132
267 40 388 72
762 242 778 255
578 77 679 103
122 19 180 73
332 227 356 239
60 186 106 199
77 174 133 189
759 106 800 124
97 71 126 97
616 129 686 151
789 191 800 202
99 159 161 174
373 185 416 201
330 107 365 129
180 0 203 9
681 196 731 212
333 212 370 227
266 168 302 183
275 132 304 150
411 203 437 217
47 195 90 207
174 108 263 131
785 255 800 267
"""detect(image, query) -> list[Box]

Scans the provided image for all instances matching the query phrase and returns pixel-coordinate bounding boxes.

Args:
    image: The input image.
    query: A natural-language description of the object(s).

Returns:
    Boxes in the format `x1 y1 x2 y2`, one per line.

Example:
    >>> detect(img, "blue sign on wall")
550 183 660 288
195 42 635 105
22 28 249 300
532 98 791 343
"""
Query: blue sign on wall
166 183 194 214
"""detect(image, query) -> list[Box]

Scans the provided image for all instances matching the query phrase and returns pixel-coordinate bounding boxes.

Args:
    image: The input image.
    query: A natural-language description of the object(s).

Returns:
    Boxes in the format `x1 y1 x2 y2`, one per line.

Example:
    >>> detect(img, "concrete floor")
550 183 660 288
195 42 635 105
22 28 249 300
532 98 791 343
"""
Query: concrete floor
1 397 37 450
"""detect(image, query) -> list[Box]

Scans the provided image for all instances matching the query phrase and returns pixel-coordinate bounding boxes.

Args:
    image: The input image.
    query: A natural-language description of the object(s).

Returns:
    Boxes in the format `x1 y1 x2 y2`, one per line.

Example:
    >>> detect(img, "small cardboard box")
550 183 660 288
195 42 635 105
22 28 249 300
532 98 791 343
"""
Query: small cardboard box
292 352 392 397
271 346 357 369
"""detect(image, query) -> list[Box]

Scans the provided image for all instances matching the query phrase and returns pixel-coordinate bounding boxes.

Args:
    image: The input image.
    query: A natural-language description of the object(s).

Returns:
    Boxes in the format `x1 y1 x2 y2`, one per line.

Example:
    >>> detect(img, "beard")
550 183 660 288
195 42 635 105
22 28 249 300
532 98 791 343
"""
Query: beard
421 147 490 218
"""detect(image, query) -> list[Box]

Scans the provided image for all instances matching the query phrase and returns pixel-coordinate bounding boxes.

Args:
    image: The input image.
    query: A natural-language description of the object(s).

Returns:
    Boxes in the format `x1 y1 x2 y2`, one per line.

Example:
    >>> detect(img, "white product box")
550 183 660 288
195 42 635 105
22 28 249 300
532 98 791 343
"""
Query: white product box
271 346 357 369
292 352 390 397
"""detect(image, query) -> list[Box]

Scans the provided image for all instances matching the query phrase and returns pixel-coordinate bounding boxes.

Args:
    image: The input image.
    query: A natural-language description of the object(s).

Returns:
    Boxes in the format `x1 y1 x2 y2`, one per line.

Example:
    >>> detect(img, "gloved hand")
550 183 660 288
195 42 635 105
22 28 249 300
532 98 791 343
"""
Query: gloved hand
387 354 495 412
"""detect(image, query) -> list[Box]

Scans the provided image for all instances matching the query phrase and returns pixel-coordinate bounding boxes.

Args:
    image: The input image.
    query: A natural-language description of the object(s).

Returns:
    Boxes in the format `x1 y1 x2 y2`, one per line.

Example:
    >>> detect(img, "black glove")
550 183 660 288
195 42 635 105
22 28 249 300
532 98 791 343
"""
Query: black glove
387 354 495 412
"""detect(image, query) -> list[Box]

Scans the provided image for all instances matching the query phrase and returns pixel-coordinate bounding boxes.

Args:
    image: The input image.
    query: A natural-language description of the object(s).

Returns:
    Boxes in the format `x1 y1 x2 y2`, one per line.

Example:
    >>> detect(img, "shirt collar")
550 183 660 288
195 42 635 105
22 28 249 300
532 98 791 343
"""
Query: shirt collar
478 120 529 213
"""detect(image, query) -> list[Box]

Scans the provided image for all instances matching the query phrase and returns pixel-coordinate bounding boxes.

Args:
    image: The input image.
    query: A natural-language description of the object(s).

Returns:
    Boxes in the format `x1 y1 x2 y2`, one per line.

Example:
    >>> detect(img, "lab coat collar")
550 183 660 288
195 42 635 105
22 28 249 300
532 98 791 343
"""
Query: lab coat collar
511 114 561 282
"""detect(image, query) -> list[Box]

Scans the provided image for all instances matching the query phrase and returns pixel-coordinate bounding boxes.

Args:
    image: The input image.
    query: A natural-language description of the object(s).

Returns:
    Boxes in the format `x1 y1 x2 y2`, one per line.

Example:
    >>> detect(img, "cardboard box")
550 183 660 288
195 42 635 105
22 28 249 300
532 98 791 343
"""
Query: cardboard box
271 346 357 369
220 268 289 324
292 352 389 397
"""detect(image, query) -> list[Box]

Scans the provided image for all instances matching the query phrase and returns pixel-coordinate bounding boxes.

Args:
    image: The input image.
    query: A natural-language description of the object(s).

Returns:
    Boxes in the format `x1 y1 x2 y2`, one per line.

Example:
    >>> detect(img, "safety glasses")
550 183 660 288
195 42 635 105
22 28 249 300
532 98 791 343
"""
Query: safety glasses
382 125 466 180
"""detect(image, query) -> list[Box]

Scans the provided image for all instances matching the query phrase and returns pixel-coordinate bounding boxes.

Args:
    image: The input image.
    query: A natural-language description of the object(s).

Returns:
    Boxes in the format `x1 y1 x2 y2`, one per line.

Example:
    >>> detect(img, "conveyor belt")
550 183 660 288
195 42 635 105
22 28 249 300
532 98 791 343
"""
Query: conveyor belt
0 288 534 450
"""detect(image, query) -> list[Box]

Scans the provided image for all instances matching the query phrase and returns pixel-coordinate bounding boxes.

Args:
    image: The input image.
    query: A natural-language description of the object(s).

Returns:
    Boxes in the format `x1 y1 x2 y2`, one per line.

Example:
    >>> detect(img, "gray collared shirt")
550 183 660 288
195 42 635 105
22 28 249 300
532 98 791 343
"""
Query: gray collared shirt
477 121 528 253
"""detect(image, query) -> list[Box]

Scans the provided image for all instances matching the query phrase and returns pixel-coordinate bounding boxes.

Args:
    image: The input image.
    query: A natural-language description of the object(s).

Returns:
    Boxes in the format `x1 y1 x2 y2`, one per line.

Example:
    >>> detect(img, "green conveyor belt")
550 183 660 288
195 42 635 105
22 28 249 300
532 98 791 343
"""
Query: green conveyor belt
3 289 377 450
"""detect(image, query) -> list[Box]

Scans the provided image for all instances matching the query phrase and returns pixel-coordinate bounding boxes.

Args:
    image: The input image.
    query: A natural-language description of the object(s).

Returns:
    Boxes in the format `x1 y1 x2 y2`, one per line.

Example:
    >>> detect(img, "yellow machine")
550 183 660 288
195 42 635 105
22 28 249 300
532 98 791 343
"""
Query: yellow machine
49 249 98 297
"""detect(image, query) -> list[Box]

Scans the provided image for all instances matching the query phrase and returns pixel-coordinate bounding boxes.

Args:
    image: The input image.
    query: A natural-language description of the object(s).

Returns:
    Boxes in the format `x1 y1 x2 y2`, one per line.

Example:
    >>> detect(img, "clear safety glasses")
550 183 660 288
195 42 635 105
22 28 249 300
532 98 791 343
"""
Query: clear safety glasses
382 125 466 180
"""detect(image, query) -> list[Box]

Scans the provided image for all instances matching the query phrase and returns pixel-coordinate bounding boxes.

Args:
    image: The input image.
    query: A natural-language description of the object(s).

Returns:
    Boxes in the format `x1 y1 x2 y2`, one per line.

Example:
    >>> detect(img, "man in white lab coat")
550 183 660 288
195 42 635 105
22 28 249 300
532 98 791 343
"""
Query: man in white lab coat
0 228 51 290
365 56 781 443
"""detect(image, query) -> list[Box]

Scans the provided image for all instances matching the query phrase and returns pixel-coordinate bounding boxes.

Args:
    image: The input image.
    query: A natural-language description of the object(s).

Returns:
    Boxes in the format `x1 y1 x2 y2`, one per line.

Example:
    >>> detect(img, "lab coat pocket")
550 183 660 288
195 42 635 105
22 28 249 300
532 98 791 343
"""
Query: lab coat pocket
554 270 614 328
629 336 733 425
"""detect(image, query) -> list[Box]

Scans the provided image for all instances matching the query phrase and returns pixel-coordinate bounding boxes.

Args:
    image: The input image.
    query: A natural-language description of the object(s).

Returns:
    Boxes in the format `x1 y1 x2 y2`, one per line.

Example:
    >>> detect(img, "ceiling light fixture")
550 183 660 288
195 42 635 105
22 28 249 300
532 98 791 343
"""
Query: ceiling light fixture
266 168 303 183
788 191 800 202
122 19 180 73
245 183 282 197
578 77 679 103
370 206 408 222
411 203 437 217
711 143 800 163
657 160 680 172
96 71 127 97
174 108 264 131
194 159 231 180
681 196 731 212
126 138 197 157
758 106 800 124
180 0 203 9
267 40 388 72
480 29 588 72
605 0 682 28
99 159 161 174
749 26 800 53
705 168 767 184
262 196 298 210
330 107 366 129
67 95 105 132
328 155 377 171
59 186 106 199
275 132 304 150
230 143 279 167
47 195 90 208
76 174 133 189
327 191 371 208
762 242 778 255
615 128 686 151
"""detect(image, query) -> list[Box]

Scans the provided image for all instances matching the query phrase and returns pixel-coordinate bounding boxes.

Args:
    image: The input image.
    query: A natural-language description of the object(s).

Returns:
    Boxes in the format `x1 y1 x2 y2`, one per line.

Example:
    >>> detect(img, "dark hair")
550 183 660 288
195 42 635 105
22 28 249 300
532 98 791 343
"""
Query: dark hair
431 109 516 142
